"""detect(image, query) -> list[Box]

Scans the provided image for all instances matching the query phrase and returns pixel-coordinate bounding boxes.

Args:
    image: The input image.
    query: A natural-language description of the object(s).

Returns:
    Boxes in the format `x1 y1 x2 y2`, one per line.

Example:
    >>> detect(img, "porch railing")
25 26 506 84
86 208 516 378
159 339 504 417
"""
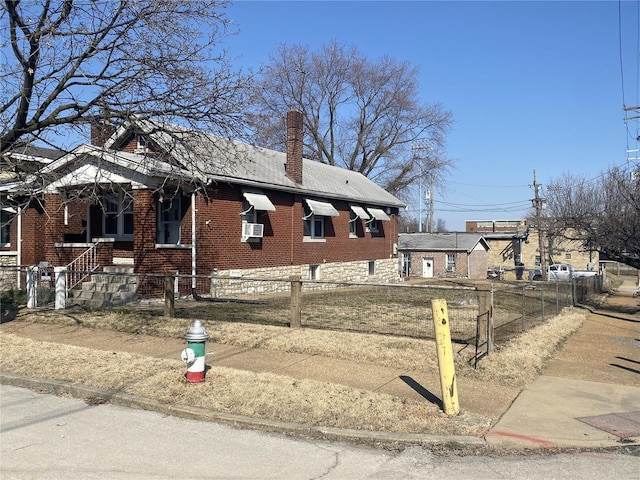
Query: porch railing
66 242 100 293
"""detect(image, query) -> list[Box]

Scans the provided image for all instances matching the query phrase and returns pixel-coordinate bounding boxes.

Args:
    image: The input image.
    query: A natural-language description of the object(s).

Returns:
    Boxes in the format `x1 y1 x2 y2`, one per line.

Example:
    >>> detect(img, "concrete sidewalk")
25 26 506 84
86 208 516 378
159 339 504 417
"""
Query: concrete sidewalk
486 281 640 449
2 282 639 450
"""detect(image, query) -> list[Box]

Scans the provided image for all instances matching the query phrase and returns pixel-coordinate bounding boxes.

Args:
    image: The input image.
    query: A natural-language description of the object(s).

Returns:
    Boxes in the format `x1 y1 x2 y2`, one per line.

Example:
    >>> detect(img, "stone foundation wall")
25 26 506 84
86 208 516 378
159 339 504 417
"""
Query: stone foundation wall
210 258 400 297
0 253 18 290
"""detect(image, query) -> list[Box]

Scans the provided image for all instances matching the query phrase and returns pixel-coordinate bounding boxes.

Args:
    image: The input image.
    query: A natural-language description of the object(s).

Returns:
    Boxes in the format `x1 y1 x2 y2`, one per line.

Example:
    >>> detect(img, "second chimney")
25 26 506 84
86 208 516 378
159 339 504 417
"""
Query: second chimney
90 122 117 147
286 110 303 185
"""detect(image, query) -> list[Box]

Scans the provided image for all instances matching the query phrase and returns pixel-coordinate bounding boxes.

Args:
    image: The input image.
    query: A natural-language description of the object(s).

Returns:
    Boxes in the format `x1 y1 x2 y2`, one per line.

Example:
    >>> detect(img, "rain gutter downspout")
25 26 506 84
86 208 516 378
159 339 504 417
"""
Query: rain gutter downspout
191 192 196 292
17 206 22 289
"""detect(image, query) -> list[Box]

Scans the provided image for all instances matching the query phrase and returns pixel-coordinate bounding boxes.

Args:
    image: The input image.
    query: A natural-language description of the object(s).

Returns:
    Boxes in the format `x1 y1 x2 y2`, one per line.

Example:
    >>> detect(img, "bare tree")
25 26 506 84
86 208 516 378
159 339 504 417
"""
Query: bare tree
544 167 640 269
247 41 454 195
1 0 248 154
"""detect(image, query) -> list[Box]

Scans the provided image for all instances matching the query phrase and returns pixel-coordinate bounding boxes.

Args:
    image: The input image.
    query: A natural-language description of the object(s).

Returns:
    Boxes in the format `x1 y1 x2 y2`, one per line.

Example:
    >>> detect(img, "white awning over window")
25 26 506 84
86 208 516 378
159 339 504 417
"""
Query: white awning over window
305 198 339 217
367 207 390 221
243 191 276 211
350 205 370 220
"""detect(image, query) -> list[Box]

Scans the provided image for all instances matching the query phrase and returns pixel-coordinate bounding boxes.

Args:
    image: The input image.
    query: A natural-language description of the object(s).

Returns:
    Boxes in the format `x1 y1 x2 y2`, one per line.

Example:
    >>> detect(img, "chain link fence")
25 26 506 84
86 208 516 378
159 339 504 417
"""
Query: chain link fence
2 266 607 355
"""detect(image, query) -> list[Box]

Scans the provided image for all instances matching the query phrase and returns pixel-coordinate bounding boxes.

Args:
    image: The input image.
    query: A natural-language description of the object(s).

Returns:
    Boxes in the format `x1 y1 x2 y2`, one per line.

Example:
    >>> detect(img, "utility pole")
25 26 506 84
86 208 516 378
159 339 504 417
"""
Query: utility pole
428 172 435 234
532 170 547 280
624 105 640 163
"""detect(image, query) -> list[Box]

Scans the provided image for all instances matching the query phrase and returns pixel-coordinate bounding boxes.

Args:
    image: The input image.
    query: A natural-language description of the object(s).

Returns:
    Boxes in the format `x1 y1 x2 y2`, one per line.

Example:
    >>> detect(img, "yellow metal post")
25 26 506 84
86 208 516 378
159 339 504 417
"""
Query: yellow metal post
431 299 460 416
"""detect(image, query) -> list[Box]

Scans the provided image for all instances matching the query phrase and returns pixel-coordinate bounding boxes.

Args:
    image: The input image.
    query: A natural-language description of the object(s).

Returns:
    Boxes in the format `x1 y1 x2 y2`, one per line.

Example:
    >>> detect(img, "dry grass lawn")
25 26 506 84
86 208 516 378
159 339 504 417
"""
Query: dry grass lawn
0 306 587 437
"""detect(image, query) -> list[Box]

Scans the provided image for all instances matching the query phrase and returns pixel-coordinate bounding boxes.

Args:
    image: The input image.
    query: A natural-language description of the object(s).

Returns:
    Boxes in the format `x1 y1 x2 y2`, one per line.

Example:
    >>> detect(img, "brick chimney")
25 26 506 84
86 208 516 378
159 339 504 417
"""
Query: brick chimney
285 110 303 185
90 122 116 147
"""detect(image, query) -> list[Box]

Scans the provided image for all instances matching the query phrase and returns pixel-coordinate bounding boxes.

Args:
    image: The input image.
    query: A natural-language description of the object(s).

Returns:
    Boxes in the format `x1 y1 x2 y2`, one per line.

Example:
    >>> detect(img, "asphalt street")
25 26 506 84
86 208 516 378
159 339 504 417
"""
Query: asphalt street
1 385 639 480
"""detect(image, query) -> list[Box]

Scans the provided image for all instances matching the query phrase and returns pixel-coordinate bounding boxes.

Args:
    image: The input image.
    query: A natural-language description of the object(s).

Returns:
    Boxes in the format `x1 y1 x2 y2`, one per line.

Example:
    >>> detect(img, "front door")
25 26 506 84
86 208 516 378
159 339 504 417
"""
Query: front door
422 257 434 278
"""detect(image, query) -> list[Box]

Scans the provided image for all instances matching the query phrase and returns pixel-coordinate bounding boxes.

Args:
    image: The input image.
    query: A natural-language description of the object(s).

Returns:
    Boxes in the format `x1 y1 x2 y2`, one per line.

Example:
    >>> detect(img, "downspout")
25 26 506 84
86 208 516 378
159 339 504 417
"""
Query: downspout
86 202 91 242
191 192 196 292
17 206 22 289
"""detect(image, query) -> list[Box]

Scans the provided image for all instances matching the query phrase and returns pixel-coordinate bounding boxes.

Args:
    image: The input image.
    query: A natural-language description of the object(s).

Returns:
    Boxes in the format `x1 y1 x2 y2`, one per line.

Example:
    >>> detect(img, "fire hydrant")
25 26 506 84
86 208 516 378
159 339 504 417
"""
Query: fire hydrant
181 319 210 383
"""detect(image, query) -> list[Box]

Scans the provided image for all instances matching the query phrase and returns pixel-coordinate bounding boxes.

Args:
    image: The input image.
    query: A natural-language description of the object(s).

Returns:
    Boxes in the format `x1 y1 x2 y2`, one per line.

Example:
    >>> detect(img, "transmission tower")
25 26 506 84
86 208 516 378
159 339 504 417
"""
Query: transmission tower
411 140 435 233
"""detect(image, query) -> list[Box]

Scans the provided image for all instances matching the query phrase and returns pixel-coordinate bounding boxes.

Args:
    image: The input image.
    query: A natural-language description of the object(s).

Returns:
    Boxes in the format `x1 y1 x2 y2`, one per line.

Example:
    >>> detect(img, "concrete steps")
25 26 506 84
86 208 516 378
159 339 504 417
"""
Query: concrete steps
70 266 138 308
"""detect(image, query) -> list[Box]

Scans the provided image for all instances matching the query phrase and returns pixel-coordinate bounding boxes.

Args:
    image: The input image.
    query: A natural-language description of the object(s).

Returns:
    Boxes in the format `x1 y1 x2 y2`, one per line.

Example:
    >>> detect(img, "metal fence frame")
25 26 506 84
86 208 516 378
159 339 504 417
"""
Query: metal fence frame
2 265 607 365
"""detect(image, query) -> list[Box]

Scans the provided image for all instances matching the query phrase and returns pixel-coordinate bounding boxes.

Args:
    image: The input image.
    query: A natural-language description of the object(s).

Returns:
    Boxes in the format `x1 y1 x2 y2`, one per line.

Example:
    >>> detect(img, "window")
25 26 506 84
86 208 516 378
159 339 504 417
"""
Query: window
308 264 320 280
446 253 456 272
103 191 133 238
365 207 389 233
1 203 14 246
368 260 375 276
367 219 380 233
349 209 357 235
565 253 572 260
304 213 325 239
303 198 338 240
136 134 148 153
241 191 274 241
535 255 541 266
241 198 257 224
157 197 181 244
349 206 369 237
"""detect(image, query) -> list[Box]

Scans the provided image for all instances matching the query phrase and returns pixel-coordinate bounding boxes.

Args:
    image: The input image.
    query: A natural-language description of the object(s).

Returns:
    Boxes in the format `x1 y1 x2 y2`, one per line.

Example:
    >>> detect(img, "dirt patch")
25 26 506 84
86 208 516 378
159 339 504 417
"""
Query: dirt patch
0 302 591 437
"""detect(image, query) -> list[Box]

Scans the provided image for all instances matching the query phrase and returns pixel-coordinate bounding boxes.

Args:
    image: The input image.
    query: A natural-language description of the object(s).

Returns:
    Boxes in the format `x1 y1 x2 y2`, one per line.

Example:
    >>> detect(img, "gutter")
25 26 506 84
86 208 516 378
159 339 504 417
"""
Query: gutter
17 206 21 289
191 193 196 291
205 176 406 209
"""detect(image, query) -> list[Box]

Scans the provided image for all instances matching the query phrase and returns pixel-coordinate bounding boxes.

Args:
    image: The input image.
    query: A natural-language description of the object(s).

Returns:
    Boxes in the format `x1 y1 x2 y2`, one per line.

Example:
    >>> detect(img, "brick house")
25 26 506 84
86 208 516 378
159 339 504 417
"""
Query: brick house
1 146 65 289
1 111 405 298
398 232 490 279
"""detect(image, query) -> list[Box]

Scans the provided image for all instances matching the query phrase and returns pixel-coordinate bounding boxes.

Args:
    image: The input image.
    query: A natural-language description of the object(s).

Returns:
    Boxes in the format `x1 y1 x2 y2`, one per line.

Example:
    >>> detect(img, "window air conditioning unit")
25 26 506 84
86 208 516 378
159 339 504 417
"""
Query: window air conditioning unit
243 222 264 238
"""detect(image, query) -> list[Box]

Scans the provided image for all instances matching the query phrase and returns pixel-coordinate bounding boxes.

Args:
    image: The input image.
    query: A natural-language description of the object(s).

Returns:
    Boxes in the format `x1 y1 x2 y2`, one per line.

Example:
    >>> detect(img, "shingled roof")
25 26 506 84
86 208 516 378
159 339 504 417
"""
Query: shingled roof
399 232 490 252
95 117 406 208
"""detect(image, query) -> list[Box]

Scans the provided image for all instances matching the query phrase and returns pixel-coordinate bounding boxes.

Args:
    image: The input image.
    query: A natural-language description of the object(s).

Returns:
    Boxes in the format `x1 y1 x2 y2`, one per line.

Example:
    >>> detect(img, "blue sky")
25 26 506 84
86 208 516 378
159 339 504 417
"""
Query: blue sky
224 0 640 231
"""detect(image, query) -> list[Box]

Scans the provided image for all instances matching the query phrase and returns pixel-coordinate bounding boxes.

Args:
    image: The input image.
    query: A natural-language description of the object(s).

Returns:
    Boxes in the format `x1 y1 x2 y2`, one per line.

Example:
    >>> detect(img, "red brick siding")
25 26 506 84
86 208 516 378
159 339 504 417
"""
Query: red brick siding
17 186 399 276
43 194 66 263
130 184 398 276
286 111 303 184
1 200 46 265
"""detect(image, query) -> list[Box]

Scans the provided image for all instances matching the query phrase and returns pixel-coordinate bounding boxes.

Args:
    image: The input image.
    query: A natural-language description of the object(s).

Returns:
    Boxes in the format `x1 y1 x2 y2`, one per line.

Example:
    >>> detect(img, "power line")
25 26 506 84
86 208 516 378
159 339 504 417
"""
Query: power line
437 199 530 208
448 182 529 189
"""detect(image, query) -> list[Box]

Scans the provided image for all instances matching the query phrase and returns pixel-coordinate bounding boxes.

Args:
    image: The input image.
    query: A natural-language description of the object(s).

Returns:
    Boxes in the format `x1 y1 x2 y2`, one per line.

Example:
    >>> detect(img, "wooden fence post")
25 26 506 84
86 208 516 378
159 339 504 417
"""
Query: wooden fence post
164 270 176 318
290 275 302 328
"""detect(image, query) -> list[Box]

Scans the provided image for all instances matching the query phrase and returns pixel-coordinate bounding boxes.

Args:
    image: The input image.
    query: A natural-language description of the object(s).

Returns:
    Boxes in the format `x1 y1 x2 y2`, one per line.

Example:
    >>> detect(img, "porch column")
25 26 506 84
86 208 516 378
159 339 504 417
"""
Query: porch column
132 189 156 271
43 193 65 263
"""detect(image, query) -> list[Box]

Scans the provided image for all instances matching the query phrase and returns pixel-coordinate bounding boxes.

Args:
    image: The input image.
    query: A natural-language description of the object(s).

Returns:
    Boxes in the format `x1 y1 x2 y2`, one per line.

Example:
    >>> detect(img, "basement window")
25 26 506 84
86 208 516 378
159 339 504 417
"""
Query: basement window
368 260 375 276
308 264 320 280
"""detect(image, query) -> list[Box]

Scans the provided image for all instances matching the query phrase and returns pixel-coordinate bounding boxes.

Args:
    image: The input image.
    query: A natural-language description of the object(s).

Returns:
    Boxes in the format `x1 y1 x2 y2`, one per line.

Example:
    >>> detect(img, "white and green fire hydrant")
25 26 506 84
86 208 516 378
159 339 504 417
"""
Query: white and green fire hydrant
181 319 210 383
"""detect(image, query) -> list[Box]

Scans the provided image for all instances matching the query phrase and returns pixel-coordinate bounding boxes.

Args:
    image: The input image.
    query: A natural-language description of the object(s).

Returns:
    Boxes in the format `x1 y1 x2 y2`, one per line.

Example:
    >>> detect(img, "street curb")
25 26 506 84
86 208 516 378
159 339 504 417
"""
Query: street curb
0 372 486 448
